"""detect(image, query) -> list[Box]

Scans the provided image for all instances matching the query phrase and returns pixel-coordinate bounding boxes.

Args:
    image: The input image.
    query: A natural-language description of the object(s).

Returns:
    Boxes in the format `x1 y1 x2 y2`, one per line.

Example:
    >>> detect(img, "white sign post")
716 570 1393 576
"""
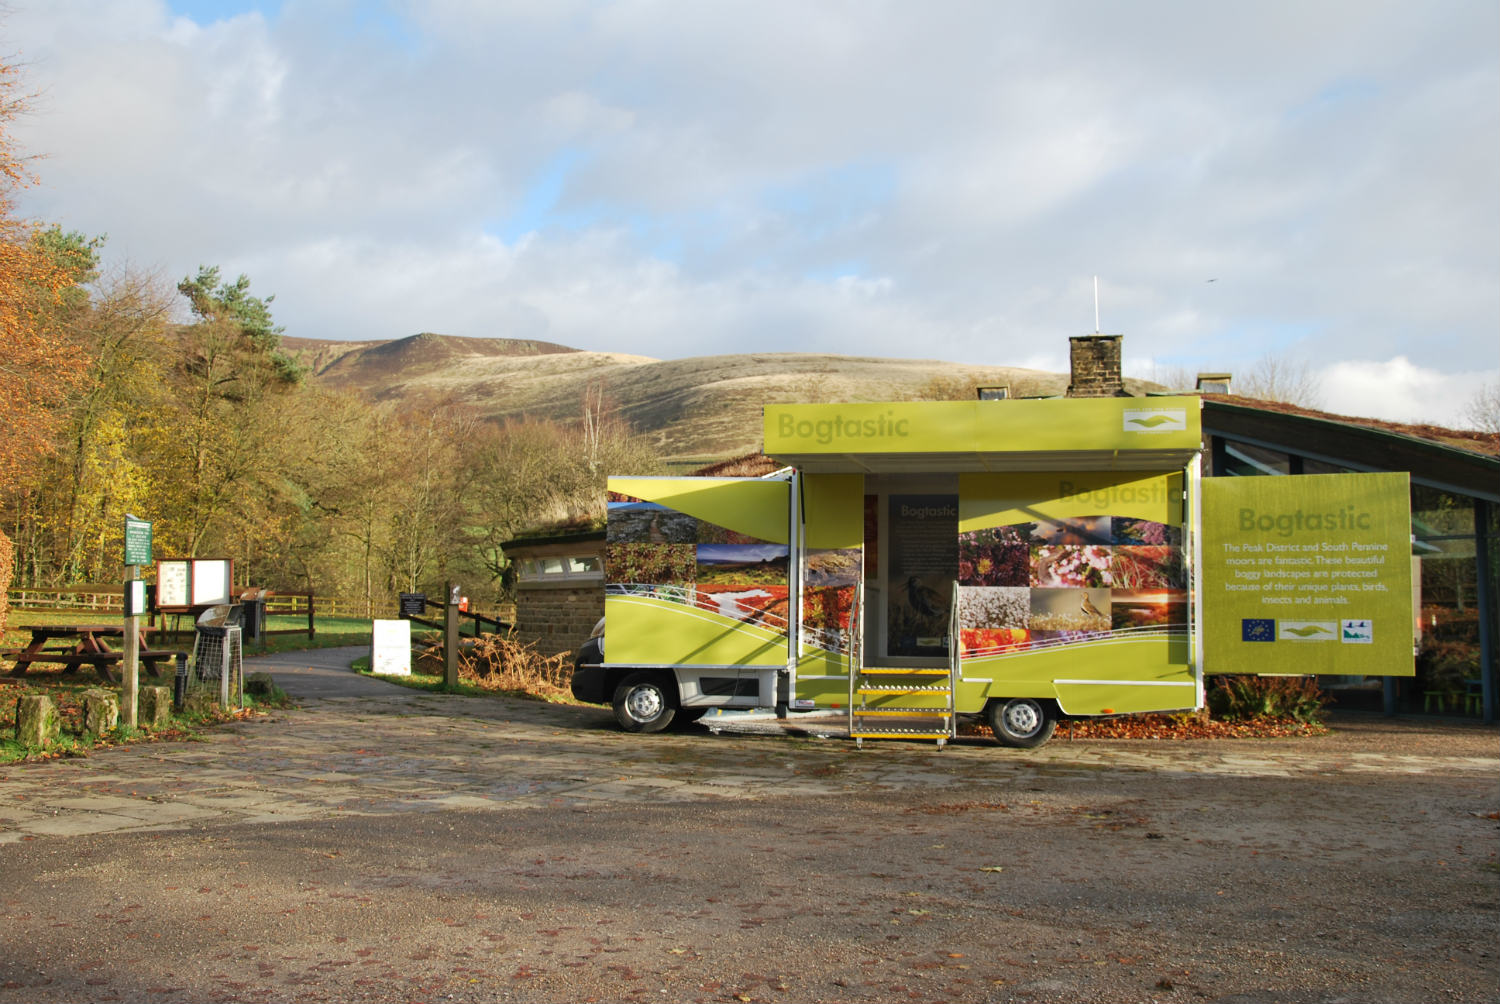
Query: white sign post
370 619 412 675
122 516 152 728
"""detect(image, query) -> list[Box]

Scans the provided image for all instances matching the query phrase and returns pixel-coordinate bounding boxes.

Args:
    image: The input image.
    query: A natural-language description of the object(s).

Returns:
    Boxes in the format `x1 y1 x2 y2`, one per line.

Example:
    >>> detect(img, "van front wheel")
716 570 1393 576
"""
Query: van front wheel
986 698 1056 749
613 672 677 733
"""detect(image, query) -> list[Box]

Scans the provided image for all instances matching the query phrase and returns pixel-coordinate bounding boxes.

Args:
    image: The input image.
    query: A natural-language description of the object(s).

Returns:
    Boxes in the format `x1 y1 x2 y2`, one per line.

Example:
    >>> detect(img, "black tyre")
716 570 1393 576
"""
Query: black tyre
986 697 1057 749
612 671 677 733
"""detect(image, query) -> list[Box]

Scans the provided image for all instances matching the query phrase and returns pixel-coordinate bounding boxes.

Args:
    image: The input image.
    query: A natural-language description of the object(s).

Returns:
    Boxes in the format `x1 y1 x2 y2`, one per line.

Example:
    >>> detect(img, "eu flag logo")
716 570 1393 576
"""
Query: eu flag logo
1242 619 1275 642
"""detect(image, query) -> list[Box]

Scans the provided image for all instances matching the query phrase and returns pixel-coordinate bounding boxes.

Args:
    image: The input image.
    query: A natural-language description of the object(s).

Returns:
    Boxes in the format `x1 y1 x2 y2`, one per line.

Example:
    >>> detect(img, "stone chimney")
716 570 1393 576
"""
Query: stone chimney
1066 335 1128 398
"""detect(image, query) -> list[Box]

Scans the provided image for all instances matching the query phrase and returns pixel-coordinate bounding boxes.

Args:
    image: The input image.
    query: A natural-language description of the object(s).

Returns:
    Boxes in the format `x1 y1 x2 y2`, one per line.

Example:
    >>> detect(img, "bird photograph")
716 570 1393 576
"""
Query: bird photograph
887 574 951 653
904 575 946 619
1029 587 1112 633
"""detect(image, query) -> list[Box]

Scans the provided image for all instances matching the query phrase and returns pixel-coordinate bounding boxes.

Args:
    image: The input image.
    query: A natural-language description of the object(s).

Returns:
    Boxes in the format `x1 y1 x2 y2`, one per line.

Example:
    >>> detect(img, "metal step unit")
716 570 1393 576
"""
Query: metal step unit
848 668 956 748
846 585 958 749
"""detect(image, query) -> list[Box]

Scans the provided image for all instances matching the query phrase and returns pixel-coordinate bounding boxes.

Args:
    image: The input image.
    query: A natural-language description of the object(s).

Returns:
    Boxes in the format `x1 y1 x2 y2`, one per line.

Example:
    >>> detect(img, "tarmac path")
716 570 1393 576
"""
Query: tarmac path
0 648 1495 1003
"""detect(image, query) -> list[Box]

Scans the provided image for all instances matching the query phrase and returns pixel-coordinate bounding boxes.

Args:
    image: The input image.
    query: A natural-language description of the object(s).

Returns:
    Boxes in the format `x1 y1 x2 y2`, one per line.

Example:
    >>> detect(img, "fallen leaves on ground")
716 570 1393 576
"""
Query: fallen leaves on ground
961 713 1328 741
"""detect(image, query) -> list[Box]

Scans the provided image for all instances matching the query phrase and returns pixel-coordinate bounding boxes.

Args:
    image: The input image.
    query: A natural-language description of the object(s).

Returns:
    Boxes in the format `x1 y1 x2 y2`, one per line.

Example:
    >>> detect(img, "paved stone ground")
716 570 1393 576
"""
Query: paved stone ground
0 648 1495 1003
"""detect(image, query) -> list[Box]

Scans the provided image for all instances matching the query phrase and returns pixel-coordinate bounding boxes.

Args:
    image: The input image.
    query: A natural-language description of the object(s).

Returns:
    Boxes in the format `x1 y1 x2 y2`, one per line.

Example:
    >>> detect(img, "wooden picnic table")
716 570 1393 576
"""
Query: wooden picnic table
3 624 186 684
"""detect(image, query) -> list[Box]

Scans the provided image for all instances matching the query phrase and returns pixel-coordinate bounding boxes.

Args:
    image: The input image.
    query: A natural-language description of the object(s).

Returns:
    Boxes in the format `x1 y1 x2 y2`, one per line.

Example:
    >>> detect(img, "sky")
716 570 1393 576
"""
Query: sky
5 0 1498 427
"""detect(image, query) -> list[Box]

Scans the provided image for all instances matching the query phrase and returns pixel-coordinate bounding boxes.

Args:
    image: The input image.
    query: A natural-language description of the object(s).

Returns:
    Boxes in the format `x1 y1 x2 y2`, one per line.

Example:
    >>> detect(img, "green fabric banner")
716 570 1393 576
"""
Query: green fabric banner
1202 472 1414 676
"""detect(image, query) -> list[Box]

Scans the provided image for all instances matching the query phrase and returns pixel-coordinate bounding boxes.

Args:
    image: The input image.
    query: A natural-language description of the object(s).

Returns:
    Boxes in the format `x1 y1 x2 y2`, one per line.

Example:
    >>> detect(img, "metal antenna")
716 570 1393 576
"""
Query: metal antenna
1093 276 1100 334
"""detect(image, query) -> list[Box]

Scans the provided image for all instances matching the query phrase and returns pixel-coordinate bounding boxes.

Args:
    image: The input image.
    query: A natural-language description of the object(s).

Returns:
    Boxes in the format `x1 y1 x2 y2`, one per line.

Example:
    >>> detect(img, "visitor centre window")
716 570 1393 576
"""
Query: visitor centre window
1222 441 1291 477
517 555 603 583
1411 485 1487 715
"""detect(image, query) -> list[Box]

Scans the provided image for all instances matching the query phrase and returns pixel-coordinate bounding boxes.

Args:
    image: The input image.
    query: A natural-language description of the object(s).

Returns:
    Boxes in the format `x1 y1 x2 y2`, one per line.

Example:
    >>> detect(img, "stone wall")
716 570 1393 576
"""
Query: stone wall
1066 334 1127 398
513 584 604 656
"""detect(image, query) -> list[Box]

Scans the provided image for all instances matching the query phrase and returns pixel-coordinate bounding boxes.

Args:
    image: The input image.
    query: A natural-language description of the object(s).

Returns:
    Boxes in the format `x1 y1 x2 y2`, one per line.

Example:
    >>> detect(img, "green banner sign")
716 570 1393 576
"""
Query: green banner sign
123 517 153 566
763 398 1203 457
1202 472 1414 676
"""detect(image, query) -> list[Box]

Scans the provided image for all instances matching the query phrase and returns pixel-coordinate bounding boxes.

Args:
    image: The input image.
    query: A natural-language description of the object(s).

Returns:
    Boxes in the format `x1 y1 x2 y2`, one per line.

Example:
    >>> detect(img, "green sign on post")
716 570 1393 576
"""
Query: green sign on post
124 517 153 566
1201 472 1414 676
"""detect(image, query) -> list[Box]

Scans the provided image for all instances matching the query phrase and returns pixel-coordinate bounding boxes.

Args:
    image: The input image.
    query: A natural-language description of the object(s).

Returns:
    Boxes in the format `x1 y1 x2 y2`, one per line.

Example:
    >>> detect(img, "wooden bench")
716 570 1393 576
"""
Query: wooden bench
3 625 188 685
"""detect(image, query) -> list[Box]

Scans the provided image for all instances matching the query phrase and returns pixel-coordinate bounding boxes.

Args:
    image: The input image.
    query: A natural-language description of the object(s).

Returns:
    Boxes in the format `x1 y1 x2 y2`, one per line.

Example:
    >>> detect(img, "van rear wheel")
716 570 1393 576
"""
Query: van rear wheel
612 671 677 733
986 698 1057 749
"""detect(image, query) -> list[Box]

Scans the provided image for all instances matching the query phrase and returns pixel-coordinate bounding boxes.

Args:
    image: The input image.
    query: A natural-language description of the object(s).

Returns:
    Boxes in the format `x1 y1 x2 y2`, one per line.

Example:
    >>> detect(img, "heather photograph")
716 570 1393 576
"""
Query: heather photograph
695 543 789 585
802 584 855 637
1113 518 1184 547
695 584 789 627
605 542 697 585
606 501 698 543
1031 544 1114 588
958 526 1030 586
695 521 771 545
1110 546 1187 590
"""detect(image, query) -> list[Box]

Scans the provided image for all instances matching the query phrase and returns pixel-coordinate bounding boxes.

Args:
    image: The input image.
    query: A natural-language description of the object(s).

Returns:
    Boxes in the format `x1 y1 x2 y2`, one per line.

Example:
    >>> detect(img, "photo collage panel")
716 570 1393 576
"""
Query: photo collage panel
607 496 789 628
802 548 862 653
958 516 1187 657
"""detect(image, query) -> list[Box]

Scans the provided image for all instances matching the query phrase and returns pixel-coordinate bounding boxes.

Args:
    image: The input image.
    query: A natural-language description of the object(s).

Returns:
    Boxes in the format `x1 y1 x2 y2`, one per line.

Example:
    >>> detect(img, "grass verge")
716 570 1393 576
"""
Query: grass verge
353 631 580 704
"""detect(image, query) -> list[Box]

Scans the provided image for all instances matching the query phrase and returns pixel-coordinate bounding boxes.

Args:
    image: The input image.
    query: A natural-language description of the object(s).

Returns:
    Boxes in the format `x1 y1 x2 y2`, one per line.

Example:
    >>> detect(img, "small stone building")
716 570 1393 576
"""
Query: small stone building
503 526 605 656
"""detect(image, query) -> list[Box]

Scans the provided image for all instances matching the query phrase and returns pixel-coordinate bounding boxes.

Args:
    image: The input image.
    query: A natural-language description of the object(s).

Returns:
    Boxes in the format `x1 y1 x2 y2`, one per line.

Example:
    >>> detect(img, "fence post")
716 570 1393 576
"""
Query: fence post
307 593 316 640
444 582 460 689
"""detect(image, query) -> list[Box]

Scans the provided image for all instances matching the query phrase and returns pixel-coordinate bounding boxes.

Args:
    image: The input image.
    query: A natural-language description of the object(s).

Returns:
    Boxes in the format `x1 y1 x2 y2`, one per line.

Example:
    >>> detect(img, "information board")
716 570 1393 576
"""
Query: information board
124 579 147 616
371 619 412 675
887 494 957 655
124 517 153 566
191 560 232 605
1202 472 1414 676
157 561 189 607
154 558 234 609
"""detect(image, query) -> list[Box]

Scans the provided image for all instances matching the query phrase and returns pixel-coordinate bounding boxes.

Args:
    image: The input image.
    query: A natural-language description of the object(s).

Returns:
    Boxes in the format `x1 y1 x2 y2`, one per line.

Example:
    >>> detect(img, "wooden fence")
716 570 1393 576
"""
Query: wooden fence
7 588 516 628
7 586 129 613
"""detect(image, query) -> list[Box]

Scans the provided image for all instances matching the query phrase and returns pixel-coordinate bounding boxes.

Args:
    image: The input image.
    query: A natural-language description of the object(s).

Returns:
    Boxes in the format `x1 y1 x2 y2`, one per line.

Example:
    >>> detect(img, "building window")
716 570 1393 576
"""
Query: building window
1411 485 1487 713
1222 441 1291 477
1299 458 1351 475
518 555 603 583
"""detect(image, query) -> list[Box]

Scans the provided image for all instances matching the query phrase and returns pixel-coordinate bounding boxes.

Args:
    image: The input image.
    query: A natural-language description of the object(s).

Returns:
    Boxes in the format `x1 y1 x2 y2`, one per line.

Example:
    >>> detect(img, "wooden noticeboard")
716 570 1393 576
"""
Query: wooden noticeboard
154 558 235 610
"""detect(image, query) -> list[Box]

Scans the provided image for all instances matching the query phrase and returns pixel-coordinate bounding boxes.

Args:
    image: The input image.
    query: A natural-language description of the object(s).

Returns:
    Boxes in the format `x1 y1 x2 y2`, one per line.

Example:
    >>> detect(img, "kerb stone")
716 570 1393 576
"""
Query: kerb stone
15 694 60 748
82 689 121 736
139 686 172 729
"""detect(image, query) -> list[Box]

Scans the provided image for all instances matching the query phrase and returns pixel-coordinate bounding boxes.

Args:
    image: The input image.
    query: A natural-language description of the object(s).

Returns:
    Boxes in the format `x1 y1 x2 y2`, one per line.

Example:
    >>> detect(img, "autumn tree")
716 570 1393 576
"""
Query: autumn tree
470 389 661 596
0 56 87 626
378 405 479 594
152 267 307 556
0 65 87 498
259 387 397 612
2 232 180 585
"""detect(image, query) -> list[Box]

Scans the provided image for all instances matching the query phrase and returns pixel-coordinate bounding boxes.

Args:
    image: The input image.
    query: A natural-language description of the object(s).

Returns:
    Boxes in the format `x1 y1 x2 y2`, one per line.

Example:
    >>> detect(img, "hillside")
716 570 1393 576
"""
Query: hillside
281 333 1159 462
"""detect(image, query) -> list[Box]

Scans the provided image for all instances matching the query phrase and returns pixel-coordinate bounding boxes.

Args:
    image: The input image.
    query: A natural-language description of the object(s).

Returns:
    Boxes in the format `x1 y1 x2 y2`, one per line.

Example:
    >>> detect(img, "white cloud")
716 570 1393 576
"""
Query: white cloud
1320 357 1499 427
2 0 1495 392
